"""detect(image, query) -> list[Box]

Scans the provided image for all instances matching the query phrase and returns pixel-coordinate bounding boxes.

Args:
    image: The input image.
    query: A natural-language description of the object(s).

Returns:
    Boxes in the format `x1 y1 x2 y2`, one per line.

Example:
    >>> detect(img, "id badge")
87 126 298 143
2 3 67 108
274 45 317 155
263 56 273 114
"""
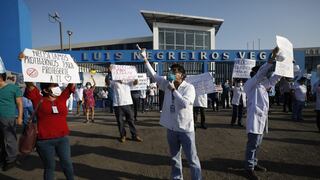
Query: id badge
52 106 59 114
170 105 175 113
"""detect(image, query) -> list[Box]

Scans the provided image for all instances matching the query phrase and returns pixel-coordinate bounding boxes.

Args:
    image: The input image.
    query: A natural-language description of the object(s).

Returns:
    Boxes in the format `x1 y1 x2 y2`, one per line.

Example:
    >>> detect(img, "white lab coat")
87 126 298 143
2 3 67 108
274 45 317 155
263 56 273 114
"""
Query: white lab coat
193 94 208 108
231 86 246 107
110 81 133 106
145 61 196 132
313 80 320 110
244 63 281 134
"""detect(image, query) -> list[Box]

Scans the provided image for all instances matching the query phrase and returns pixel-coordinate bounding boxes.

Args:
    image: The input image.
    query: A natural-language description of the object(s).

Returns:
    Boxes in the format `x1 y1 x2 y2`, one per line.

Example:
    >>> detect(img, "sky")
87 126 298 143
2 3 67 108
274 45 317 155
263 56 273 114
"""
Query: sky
25 0 320 50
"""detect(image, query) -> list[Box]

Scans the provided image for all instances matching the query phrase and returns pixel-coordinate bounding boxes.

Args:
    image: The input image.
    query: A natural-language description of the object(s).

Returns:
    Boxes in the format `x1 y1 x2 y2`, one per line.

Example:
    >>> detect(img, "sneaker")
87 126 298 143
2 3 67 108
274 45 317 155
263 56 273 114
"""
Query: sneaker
132 136 143 142
246 170 259 180
254 165 267 172
119 136 126 143
2 161 16 171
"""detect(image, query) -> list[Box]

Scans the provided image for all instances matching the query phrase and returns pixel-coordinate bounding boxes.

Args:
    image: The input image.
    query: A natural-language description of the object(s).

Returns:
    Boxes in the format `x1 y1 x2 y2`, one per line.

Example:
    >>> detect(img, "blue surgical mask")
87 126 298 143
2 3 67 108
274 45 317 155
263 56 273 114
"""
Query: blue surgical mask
167 73 176 82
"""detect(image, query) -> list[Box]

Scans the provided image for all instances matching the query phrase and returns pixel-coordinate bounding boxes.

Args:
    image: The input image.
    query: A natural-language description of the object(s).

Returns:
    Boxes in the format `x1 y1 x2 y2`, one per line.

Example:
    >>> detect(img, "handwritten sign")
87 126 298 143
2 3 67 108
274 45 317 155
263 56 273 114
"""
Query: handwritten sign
232 58 256 79
130 73 149 90
111 64 138 81
21 49 80 83
185 72 215 95
274 36 294 78
82 72 107 87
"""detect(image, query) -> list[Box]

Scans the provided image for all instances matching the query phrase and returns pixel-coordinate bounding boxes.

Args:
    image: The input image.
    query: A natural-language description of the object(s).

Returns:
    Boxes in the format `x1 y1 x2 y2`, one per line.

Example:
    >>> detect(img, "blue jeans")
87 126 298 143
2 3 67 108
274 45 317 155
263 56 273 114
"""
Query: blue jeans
245 133 264 170
167 129 202 180
36 136 74 180
292 100 305 121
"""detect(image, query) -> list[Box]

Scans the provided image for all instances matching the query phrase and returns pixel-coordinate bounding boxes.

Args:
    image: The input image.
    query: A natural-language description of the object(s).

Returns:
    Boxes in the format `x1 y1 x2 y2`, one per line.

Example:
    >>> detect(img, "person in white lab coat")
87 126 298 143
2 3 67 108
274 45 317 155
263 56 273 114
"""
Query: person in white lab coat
243 47 283 180
231 79 246 127
105 76 143 143
291 77 307 121
143 53 202 180
193 93 208 129
313 79 320 132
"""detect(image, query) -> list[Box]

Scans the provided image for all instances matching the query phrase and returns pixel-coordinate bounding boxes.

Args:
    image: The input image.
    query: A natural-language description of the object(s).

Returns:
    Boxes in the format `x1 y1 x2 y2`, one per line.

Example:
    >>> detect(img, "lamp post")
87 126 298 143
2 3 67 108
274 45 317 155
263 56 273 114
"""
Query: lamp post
67 30 73 51
49 12 63 51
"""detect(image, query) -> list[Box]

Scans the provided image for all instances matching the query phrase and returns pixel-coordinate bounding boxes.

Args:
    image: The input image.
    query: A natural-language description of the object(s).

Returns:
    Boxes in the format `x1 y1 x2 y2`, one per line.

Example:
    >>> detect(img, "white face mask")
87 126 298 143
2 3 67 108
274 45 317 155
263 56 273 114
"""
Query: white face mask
86 85 91 89
50 86 62 97
239 83 243 86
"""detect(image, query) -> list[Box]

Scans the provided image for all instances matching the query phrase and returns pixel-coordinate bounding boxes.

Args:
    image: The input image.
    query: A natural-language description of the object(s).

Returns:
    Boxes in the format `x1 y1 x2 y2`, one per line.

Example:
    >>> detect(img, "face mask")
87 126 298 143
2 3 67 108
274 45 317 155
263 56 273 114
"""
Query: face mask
239 83 243 86
167 73 176 82
86 85 91 89
50 86 62 97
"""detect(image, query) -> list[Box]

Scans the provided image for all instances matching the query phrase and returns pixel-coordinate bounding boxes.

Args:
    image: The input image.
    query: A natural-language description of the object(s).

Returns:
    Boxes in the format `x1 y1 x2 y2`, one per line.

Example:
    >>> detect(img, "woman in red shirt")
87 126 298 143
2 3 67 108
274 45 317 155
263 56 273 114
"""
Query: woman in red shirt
25 82 75 180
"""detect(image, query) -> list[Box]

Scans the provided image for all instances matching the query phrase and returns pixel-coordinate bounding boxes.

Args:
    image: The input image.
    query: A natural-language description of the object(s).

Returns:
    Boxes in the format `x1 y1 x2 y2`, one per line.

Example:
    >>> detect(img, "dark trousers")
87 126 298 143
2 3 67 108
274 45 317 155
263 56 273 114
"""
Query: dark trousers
140 98 146 112
231 104 243 125
317 111 320 131
283 92 292 112
222 93 230 108
193 107 206 126
114 106 138 138
0 117 17 163
132 97 140 120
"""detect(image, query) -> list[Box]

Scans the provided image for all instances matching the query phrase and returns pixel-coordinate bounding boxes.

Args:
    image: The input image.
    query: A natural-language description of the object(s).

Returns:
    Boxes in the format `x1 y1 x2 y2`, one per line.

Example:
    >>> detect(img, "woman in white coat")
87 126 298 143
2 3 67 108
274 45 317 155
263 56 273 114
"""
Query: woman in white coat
193 93 208 129
231 79 246 127
243 47 282 180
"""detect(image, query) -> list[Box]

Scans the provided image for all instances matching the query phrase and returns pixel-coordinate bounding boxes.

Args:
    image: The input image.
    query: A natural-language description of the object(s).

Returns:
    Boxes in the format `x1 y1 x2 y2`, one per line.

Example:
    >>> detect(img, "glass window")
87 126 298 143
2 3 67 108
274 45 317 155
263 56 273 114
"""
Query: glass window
186 33 194 46
195 33 204 46
176 32 184 45
159 31 164 44
176 45 185 50
165 31 174 44
166 45 174 50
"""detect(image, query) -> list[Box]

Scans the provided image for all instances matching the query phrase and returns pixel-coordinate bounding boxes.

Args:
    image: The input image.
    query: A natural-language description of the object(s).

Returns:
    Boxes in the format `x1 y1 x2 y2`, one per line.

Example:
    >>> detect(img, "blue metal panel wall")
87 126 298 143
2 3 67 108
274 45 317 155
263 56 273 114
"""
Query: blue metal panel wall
0 0 32 73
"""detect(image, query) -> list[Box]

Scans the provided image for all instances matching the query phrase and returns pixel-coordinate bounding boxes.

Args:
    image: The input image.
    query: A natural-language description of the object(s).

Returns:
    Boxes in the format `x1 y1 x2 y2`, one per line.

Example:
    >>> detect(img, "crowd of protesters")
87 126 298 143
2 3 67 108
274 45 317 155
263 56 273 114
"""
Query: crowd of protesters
0 48 319 180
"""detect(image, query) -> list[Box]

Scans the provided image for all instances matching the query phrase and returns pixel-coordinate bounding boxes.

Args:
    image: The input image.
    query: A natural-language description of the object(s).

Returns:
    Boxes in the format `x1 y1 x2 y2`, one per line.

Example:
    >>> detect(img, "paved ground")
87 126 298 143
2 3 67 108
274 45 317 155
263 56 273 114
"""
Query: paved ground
1 104 320 180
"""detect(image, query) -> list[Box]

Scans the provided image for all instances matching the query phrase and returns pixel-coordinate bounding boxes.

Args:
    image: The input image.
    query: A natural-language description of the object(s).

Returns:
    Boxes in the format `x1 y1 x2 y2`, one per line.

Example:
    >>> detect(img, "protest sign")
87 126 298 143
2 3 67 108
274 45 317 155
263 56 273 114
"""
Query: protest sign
232 58 256 79
21 49 80 83
274 36 294 78
185 72 215 95
0 56 5 73
82 72 107 87
130 73 149 91
110 64 138 81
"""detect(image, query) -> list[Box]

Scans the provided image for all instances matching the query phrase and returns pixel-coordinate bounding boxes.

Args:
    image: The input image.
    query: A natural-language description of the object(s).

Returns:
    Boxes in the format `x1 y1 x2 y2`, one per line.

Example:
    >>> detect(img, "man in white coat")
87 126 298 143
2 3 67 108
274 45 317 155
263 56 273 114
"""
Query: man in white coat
231 79 246 127
143 52 202 180
243 47 282 180
193 93 208 129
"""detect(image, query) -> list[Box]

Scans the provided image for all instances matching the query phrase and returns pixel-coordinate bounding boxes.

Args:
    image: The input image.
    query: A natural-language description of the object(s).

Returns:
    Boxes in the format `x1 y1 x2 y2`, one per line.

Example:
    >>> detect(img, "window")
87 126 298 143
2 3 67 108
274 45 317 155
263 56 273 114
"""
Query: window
158 28 210 50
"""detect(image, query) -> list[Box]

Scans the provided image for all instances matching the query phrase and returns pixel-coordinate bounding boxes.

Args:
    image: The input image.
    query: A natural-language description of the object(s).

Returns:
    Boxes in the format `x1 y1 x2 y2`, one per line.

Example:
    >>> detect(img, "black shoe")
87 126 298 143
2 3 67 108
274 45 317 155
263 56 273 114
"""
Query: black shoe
238 123 244 127
246 170 259 180
3 161 16 171
254 165 267 172
200 124 207 129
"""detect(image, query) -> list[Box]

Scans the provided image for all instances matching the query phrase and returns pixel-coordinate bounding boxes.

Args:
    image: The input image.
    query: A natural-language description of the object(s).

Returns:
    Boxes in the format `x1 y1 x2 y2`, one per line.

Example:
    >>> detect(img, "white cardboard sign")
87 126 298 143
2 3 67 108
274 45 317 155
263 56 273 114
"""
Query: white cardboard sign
185 72 215 95
111 64 138 81
232 58 256 79
274 36 294 78
21 49 80 83
82 72 107 87
130 73 149 91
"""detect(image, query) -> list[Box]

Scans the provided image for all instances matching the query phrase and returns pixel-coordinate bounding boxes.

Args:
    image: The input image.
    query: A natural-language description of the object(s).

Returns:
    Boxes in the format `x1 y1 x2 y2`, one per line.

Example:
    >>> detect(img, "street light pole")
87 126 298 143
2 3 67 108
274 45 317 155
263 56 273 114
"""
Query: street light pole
49 12 63 51
67 30 73 51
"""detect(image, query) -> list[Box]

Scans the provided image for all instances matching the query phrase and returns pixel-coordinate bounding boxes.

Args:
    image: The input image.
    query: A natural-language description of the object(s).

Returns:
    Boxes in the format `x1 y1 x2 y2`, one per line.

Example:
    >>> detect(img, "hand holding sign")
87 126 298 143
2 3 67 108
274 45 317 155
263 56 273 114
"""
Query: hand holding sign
136 44 147 60
274 36 294 78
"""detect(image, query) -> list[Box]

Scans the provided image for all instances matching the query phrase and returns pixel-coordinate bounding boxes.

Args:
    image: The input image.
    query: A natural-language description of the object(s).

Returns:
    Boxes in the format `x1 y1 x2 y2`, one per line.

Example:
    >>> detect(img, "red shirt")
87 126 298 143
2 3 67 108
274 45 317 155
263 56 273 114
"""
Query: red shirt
25 84 75 140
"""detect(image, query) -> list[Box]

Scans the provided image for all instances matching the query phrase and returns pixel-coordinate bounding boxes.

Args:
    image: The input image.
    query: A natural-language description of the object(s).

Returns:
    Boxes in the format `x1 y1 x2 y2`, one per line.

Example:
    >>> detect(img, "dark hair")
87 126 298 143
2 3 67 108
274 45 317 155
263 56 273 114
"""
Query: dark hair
170 63 186 79
85 82 92 86
40 83 53 96
250 65 261 77
0 73 6 81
